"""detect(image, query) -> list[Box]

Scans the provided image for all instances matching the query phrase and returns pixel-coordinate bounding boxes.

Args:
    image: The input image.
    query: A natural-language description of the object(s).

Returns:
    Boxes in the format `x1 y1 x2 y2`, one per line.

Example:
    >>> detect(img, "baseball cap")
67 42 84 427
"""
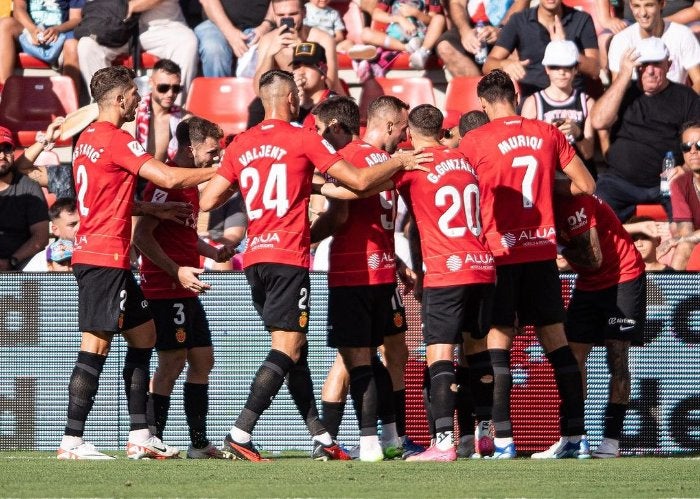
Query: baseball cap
46 239 74 263
636 37 669 63
541 40 580 67
0 126 14 147
292 42 328 74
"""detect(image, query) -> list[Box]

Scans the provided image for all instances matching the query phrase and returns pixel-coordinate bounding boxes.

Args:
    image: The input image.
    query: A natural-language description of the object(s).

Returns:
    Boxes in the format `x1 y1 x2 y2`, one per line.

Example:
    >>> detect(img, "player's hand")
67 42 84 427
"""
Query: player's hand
501 58 530 81
460 28 481 55
397 16 417 37
547 15 566 41
151 201 193 224
45 117 65 143
214 244 237 263
177 266 211 294
396 259 417 293
412 271 424 302
619 47 639 79
395 149 433 172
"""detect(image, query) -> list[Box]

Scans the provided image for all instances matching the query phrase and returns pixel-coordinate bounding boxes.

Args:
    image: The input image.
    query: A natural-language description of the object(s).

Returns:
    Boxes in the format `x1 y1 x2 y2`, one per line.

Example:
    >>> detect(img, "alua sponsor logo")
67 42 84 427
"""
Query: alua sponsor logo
367 252 394 270
249 232 280 248
500 227 556 248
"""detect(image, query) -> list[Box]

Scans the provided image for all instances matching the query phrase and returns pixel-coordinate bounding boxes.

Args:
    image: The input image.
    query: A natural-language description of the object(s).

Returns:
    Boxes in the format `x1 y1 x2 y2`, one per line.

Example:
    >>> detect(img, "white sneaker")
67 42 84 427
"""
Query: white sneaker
405 37 423 53
127 435 180 460
359 444 384 462
531 436 586 459
57 442 115 460
409 48 430 69
347 44 378 60
592 438 620 458
187 443 231 459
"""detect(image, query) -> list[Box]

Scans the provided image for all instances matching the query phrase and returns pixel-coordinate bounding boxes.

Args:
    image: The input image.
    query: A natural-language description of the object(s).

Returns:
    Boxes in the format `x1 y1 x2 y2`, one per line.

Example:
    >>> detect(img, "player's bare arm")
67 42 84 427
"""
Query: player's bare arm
560 227 603 270
325 150 431 192
133 200 193 224
310 198 349 243
197 237 237 263
562 155 596 195
139 158 217 189
199 174 240 212
133 215 211 295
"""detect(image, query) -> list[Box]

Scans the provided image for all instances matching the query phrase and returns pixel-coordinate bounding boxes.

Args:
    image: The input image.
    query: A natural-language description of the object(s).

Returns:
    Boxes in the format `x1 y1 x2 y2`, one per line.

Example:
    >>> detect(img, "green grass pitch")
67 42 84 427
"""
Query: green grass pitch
1 452 698 497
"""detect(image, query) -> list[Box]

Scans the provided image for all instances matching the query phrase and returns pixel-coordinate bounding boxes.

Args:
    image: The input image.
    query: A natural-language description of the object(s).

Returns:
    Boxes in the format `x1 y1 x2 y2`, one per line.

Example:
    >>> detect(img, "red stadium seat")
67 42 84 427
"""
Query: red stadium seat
634 204 668 222
0 75 78 147
444 76 482 128
685 244 700 271
18 53 52 70
185 77 256 138
358 76 435 124
112 51 160 69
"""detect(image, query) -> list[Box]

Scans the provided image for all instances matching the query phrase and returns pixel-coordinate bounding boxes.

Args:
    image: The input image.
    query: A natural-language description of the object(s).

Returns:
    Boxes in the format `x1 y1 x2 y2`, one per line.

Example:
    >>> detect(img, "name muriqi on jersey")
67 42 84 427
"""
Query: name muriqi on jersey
497 135 543 154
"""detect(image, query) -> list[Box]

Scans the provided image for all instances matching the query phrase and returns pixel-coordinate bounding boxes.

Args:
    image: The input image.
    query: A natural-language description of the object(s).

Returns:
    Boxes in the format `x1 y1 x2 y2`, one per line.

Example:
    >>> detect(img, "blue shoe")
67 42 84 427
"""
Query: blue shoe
488 442 516 459
402 437 426 459
532 437 589 459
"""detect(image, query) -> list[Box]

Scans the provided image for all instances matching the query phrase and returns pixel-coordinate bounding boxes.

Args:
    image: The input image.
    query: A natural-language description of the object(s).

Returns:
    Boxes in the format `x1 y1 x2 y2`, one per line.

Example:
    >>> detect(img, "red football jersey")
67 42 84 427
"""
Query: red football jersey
555 194 644 291
217 119 341 268
139 179 200 300
72 121 152 269
326 139 396 287
459 116 576 265
393 145 495 288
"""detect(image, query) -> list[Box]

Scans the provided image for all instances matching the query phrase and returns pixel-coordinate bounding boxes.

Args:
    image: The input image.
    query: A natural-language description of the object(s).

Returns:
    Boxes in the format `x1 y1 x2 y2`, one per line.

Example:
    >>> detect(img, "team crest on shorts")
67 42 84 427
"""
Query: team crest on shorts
176 327 186 343
299 311 309 328
393 312 404 328
118 313 124 329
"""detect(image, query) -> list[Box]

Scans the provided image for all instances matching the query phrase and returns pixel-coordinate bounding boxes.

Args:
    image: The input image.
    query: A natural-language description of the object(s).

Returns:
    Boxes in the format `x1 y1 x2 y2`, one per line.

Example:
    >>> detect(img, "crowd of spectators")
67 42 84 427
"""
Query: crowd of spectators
0 0 699 270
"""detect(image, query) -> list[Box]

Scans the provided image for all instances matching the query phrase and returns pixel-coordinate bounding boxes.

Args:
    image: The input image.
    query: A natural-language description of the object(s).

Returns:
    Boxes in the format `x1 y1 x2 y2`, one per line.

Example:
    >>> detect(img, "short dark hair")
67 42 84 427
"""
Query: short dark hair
312 96 360 135
49 197 77 220
367 95 409 122
459 110 489 136
259 69 295 92
175 117 223 147
408 104 443 138
477 69 516 105
681 120 700 136
90 66 136 104
153 58 181 76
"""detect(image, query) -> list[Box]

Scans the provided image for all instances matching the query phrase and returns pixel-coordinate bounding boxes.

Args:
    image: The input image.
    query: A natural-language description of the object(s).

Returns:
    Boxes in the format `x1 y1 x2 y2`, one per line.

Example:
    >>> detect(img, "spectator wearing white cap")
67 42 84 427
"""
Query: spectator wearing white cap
521 40 598 177
608 0 700 93
591 37 700 222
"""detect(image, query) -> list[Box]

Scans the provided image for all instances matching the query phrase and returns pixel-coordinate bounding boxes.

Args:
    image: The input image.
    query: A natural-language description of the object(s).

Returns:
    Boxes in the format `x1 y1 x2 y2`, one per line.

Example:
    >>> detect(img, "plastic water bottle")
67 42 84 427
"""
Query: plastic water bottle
475 21 488 65
660 151 675 197
244 28 255 45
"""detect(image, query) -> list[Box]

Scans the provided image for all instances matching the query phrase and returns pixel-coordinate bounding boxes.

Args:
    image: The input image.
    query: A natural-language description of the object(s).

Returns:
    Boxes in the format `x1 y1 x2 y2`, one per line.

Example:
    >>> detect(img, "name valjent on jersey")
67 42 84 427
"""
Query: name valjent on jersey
238 145 288 167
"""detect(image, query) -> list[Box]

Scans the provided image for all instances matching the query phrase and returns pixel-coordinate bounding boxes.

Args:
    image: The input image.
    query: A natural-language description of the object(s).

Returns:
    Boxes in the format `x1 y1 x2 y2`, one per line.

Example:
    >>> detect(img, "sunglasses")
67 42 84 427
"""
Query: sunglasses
681 140 700 153
155 83 183 94
0 143 13 155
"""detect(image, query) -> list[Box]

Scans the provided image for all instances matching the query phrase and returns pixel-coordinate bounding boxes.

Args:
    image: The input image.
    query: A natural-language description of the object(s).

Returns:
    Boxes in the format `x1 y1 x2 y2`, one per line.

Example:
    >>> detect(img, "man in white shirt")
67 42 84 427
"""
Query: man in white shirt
608 0 700 93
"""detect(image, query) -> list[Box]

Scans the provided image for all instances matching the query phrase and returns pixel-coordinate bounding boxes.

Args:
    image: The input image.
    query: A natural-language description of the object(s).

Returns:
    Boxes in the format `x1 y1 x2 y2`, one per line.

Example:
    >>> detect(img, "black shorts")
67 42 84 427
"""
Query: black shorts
491 260 566 328
73 264 152 333
422 283 494 345
327 283 401 348
244 263 310 333
150 297 212 351
565 275 647 346
385 284 408 337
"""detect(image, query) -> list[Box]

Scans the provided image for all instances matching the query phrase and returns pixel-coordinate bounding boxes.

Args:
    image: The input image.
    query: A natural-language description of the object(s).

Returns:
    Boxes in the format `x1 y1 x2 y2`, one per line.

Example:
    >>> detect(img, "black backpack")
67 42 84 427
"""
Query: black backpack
74 0 139 48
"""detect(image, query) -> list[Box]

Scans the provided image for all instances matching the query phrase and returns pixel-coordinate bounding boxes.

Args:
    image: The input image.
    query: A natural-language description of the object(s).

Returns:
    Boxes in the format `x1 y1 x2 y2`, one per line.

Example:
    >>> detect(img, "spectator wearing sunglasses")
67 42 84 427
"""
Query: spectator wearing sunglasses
591 37 700 222
657 121 700 269
134 59 190 166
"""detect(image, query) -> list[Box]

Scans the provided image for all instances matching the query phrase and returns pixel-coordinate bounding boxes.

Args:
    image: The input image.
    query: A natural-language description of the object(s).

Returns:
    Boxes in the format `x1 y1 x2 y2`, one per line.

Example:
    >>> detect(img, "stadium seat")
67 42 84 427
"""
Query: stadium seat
444 76 482 128
185 77 256 138
358 76 435 124
634 204 668 222
685 244 700 271
0 75 78 147
18 53 52 70
112 51 160 70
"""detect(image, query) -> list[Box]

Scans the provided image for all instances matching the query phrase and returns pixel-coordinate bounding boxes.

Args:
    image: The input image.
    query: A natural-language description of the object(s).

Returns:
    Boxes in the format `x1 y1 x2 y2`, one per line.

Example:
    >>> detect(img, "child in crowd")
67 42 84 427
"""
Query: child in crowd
520 40 599 178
